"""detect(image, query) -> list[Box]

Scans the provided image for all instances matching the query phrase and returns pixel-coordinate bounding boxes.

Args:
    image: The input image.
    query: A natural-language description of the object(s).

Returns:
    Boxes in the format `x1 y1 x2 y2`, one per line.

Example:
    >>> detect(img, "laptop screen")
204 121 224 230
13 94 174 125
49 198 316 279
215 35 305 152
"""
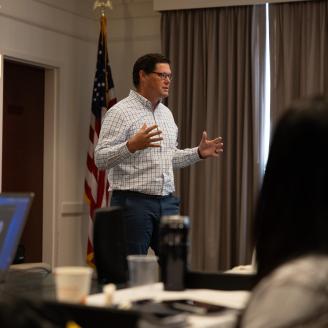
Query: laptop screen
0 193 34 275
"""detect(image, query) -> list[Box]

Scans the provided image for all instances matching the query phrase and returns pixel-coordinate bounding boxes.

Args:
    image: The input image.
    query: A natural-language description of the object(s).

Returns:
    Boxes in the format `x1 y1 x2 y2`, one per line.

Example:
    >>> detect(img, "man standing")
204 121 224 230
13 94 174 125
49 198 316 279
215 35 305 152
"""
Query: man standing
95 53 223 255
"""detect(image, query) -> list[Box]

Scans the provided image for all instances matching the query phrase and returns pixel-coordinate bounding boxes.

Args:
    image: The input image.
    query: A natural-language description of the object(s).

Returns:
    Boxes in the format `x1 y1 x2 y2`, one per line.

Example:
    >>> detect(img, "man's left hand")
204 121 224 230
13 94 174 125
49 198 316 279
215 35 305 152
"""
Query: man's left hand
198 131 224 159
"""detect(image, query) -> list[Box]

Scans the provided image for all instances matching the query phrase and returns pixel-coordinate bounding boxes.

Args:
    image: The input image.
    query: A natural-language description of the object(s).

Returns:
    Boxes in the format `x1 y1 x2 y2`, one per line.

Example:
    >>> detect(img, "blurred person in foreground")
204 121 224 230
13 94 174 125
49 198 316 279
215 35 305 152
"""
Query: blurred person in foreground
95 53 224 255
239 96 328 328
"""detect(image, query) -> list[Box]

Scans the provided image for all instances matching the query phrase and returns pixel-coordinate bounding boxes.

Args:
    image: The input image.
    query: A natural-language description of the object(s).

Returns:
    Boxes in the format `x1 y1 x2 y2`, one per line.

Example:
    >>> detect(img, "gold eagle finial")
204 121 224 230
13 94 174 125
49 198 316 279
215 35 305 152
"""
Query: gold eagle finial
93 0 113 15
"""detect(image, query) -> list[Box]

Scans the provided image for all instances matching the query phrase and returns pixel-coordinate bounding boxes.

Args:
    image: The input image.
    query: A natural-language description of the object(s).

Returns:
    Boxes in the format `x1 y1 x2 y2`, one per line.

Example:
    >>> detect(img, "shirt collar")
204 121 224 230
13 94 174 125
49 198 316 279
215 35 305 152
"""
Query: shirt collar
129 89 161 111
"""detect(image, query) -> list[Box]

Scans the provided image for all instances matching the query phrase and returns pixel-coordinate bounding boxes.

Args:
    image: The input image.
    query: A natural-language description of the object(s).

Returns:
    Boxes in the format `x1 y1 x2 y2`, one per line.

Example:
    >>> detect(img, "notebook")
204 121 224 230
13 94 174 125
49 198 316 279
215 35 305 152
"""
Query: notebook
0 192 34 282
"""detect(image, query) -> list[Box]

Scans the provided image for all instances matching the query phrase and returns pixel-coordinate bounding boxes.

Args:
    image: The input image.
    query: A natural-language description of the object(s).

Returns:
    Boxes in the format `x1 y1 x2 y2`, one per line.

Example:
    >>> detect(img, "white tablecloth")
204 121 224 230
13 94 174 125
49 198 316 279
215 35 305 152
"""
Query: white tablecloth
87 283 250 328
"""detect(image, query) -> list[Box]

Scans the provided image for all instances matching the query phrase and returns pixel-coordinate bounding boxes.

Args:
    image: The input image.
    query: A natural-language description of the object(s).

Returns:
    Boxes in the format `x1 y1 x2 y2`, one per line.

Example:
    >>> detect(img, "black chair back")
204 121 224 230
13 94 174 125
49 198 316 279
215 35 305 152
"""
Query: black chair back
93 206 128 285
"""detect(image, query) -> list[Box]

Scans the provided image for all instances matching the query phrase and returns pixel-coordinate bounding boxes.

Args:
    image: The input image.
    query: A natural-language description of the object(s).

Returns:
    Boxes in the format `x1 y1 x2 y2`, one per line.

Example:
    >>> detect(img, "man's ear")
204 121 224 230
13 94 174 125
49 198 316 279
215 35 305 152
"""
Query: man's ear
139 70 147 82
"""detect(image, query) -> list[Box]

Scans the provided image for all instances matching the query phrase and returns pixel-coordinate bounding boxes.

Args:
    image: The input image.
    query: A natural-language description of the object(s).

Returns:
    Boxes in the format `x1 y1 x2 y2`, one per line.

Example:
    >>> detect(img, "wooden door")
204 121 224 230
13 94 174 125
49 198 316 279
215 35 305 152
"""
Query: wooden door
2 59 45 262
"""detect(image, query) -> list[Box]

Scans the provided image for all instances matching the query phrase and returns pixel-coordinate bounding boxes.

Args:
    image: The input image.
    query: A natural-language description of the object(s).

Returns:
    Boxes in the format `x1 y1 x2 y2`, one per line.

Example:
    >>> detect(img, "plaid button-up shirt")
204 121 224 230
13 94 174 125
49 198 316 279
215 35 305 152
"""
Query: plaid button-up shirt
95 90 200 195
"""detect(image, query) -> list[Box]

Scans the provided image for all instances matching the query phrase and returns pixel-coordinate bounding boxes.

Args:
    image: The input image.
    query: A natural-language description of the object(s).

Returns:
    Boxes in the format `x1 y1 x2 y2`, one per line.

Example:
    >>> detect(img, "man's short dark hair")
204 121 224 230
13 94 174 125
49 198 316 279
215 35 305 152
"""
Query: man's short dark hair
132 53 170 87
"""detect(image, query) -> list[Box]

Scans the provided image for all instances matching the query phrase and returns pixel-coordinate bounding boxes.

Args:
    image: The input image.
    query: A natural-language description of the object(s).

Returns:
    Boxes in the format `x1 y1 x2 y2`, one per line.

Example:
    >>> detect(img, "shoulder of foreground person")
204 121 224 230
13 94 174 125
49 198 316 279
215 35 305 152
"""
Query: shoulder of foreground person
239 255 328 328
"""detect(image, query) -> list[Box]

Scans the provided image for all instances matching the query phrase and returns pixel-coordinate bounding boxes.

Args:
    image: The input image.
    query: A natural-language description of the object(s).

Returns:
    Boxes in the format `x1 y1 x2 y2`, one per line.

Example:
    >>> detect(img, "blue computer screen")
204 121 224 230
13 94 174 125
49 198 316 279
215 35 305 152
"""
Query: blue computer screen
0 195 32 271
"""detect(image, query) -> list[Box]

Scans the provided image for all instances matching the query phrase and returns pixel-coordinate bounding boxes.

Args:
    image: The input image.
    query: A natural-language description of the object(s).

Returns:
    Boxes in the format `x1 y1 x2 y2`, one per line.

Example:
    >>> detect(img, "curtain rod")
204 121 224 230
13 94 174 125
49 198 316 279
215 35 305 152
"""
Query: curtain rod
154 0 311 12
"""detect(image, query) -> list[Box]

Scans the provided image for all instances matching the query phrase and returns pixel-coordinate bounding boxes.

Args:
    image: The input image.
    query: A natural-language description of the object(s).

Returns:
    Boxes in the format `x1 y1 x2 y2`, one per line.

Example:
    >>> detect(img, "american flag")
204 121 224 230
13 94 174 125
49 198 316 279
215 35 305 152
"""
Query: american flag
85 15 116 266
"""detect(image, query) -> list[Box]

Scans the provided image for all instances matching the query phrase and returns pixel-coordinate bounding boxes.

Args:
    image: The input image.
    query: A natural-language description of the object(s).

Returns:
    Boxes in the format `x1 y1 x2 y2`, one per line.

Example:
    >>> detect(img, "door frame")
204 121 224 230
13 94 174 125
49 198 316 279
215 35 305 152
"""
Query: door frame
0 51 59 268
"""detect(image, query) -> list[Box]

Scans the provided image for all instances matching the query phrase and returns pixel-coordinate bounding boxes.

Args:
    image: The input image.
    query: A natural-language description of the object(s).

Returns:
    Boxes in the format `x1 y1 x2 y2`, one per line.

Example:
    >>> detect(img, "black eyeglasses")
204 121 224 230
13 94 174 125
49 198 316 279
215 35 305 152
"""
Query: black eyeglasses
151 72 173 81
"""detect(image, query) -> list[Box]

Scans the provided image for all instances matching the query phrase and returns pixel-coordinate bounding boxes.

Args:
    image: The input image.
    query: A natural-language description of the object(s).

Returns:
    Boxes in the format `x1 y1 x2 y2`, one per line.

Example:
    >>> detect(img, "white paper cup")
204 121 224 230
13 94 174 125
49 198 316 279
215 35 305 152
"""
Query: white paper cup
127 255 158 287
54 266 93 303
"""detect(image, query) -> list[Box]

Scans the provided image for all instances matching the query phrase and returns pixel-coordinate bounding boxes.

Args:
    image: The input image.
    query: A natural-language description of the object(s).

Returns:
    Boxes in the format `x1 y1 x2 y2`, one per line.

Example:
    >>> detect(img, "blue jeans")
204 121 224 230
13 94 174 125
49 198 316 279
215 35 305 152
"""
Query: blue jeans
110 190 180 255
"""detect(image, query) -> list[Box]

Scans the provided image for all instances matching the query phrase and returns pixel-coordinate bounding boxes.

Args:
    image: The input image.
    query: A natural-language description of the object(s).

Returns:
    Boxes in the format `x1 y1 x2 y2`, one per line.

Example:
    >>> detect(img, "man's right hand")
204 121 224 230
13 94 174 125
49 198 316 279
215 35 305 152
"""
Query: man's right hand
127 123 163 153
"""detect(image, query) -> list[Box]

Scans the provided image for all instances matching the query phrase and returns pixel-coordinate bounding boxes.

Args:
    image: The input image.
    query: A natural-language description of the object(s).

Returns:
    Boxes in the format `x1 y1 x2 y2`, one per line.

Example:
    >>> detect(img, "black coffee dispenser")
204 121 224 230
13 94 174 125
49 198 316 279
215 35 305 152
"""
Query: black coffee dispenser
159 215 190 291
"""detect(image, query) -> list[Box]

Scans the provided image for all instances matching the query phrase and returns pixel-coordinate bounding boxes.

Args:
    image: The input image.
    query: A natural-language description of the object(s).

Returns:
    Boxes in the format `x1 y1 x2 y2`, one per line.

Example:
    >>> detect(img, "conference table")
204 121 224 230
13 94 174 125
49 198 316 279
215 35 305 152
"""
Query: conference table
87 282 250 327
0 267 255 328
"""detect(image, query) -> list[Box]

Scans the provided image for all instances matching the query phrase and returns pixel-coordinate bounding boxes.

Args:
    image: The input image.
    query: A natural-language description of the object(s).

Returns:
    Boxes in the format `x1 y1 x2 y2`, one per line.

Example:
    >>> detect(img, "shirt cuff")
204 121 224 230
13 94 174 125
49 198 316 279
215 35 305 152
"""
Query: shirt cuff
120 142 134 159
197 147 205 160
192 147 203 162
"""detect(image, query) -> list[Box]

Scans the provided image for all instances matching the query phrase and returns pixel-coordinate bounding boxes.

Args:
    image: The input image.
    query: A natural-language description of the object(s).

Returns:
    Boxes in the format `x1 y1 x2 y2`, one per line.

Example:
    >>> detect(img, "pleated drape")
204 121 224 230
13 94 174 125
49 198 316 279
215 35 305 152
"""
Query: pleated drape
161 6 266 271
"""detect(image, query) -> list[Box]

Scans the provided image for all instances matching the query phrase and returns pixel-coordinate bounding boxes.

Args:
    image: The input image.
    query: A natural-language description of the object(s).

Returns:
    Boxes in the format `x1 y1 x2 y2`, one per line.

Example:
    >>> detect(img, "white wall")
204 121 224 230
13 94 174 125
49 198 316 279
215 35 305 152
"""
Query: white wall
0 0 161 267
107 0 161 100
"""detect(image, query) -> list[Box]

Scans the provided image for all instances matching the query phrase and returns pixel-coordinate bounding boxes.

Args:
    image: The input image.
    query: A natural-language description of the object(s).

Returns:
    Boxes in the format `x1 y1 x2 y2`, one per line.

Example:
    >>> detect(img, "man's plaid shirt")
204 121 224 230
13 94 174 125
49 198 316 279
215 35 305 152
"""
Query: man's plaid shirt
95 90 201 195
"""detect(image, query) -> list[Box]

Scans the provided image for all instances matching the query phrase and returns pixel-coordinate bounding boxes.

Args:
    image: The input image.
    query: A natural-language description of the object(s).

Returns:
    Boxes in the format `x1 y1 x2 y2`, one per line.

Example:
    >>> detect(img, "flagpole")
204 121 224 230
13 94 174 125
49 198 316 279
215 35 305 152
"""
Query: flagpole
86 0 117 267
93 0 113 114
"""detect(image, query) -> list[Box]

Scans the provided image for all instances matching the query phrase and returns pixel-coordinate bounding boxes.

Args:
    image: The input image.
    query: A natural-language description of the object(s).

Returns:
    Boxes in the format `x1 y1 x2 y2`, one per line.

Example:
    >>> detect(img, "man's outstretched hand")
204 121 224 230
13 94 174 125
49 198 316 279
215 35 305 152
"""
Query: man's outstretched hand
198 131 224 159
127 123 163 153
